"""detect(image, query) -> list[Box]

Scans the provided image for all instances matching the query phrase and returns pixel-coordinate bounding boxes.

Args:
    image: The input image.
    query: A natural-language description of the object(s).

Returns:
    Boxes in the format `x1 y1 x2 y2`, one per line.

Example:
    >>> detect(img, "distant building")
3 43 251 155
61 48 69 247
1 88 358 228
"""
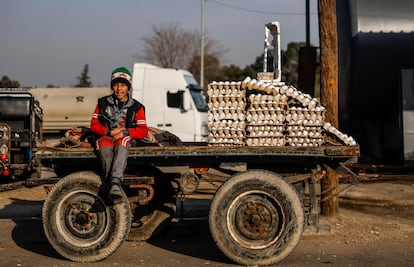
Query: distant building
337 0 414 163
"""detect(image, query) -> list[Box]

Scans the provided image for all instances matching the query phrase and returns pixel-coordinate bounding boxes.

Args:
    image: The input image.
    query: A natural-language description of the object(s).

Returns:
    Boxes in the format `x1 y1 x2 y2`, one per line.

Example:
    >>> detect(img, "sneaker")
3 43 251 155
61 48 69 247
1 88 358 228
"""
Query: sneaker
109 184 123 204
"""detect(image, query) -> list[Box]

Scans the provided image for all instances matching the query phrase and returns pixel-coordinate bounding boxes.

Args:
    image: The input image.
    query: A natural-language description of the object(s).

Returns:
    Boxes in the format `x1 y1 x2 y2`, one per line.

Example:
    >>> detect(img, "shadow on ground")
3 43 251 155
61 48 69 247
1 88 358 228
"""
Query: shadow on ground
0 198 63 260
147 219 232 264
12 217 63 259
1 197 229 263
146 198 233 264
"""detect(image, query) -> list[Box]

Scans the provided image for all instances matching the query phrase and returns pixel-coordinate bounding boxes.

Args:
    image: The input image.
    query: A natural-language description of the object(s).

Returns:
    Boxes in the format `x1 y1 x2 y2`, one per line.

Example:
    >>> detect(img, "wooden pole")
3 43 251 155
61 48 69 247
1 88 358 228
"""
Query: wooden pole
318 0 339 216
321 164 339 217
318 0 338 128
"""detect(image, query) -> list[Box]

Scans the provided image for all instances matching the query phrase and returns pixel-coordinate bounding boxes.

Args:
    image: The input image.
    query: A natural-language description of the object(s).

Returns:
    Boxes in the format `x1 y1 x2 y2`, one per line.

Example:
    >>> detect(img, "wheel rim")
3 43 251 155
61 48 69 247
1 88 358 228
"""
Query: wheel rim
55 189 110 247
227 190 285 250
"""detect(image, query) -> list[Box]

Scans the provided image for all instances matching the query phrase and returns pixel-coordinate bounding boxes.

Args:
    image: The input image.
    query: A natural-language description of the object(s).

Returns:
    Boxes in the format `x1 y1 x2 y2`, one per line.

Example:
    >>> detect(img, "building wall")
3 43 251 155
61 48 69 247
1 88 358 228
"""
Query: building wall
337 0 414 163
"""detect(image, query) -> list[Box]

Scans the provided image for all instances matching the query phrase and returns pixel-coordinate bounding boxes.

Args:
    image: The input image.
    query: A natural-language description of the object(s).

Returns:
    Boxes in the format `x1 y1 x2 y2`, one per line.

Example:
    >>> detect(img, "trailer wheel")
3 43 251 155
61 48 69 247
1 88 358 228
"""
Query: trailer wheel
209 169 304 266
127 178 176 241
42 171 131 263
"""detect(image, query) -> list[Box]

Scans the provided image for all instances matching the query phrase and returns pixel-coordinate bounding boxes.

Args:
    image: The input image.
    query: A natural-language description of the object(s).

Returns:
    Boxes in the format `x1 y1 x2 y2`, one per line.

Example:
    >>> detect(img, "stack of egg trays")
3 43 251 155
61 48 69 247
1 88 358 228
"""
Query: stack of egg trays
284 105 325 147
207 81 246 146
241 78 286 146
207 77 356 147
323 122 357 146
242 78 326 147
245 91 288 146
282 85 325 147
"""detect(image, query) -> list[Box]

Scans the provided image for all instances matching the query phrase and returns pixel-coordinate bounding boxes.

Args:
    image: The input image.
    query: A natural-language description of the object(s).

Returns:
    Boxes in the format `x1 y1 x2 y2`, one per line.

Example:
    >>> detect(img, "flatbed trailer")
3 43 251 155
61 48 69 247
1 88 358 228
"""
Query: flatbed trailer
29 143 359 266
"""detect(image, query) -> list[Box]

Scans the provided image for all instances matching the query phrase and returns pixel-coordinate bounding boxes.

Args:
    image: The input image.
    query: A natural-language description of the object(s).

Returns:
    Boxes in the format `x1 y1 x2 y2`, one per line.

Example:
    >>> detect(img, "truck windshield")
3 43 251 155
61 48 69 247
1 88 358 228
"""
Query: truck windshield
189 86 208 112
184 75 208 112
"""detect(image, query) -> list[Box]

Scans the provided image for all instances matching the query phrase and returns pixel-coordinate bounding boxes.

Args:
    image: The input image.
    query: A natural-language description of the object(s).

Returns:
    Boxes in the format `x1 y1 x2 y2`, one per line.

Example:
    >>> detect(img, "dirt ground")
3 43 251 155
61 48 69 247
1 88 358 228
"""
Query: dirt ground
0 181 413 266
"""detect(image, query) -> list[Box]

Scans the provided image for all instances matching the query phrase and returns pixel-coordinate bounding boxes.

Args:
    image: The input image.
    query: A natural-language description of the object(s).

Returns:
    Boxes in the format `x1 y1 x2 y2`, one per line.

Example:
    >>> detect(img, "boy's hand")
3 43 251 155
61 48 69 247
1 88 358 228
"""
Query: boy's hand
110 127 126 137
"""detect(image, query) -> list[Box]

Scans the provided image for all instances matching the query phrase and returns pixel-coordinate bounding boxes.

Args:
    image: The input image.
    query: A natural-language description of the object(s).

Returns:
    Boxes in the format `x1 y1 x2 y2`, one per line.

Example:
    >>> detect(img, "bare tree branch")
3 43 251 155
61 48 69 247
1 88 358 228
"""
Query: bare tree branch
140 23 227 70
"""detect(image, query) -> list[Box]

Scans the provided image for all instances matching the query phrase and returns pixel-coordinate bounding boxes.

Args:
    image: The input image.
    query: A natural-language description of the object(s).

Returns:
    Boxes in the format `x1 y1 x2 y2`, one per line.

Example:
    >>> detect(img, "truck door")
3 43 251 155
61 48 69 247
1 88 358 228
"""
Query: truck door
141 88 165 130
165 89 195 141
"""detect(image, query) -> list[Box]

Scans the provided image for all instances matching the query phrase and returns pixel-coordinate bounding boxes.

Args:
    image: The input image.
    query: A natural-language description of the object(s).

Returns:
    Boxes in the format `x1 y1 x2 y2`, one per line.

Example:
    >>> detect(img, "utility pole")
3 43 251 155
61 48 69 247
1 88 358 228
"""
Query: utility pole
200 0 205 88
306 0 310 46
318 0 339 217
318 0 338 128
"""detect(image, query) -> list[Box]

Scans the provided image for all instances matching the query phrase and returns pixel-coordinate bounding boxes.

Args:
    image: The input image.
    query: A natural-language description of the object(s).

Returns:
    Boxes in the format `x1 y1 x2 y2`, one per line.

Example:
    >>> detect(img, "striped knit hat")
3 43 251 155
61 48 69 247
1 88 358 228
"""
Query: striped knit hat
111 67 132 90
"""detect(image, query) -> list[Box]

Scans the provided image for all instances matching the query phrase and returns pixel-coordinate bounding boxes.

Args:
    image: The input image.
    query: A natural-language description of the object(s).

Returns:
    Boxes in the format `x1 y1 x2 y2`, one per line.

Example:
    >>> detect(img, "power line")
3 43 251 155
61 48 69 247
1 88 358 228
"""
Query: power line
209 0 317 16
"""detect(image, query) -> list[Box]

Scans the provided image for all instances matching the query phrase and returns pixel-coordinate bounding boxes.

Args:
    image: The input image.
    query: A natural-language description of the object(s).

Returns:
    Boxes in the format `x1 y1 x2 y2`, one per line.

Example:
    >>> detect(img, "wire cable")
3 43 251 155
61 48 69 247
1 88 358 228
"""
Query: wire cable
209 0 317 16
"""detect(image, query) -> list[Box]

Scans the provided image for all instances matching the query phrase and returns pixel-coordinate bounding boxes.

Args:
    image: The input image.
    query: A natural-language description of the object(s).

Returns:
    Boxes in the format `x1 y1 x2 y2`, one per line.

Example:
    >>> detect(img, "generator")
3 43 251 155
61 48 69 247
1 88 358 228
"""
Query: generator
0 90 43 181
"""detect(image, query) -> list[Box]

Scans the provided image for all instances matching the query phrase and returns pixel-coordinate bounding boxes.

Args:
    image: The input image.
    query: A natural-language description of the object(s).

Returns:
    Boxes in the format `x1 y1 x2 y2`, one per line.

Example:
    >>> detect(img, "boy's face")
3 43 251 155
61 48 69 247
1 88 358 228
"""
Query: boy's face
112 83 129 101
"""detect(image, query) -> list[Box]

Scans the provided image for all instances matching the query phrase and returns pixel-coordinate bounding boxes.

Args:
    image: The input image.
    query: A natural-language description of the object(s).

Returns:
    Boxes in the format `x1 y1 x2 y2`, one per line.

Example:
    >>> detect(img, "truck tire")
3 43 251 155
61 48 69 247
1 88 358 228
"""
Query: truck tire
209 169 304 266
127 178 176 241
42 171 131 262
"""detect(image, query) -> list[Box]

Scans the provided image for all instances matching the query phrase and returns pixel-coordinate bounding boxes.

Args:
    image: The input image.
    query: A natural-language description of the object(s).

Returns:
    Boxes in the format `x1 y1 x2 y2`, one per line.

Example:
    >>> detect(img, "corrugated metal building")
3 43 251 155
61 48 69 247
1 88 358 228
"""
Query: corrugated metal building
337 0 414 163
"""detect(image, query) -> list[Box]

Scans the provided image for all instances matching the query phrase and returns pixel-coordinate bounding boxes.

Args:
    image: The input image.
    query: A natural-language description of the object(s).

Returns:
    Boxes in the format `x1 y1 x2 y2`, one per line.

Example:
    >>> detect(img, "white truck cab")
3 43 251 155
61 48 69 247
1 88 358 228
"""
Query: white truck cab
132 63 208 142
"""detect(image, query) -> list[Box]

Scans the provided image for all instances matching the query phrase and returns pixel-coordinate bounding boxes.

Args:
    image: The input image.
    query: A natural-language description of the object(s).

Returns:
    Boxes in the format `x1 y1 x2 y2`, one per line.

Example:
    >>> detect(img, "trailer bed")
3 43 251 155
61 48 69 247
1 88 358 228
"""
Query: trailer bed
29 144 359 186
34 144 359 160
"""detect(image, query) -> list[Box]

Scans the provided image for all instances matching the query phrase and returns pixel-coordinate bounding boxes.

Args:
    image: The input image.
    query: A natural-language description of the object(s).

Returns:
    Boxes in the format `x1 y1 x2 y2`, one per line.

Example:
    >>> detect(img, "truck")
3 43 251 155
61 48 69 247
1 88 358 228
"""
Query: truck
26 63 208 143
0 22 360 266
132 63 208 142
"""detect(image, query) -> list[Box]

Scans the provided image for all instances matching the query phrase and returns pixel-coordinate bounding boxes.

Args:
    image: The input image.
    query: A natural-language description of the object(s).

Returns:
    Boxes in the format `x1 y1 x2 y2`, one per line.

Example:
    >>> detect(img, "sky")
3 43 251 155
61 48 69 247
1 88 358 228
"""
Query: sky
0 0 319 88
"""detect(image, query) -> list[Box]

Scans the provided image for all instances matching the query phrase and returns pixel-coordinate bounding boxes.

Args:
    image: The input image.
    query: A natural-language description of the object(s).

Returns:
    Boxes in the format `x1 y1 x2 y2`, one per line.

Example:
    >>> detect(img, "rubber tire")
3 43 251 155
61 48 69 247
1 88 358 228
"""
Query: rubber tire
127 178 176 241
42 171 131 262
209 169 304 266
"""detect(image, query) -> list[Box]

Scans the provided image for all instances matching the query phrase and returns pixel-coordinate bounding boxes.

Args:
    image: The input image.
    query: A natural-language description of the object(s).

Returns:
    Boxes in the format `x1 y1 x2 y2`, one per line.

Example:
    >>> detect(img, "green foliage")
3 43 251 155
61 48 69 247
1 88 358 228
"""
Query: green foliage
188 41 314 92
281 42 307 87
188 54 225 89
220 64 257 82
248 52 277 74
216 42 309 88
221 64 245 81
75 64 92 87
0 75 20 87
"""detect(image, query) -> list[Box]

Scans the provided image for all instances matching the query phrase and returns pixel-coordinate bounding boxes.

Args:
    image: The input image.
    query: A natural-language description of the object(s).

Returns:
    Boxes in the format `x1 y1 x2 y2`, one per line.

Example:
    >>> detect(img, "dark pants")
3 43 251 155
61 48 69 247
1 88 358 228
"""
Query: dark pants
96 135 131 186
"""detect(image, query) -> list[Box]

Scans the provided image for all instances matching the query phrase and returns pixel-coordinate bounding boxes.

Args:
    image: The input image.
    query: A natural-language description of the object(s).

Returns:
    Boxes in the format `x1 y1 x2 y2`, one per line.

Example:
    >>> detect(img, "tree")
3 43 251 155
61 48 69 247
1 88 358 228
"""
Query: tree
141 23 198 69
188 54 225 89
141 23 226 81
281 42 307 87
248 49 280 76
217 64 257 82
75 64 92 87
221 64 246 81
237 42 306 87
0 75 20 87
